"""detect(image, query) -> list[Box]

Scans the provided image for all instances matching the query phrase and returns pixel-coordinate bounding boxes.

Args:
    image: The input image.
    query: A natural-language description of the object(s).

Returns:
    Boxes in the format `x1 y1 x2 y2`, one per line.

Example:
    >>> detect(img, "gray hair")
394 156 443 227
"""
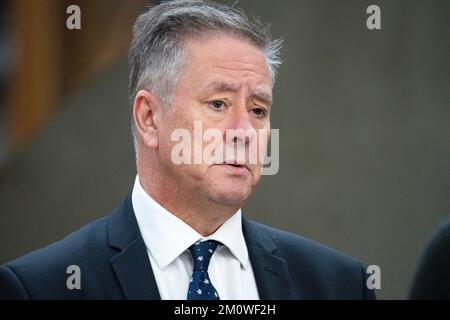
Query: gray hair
129 0 283 142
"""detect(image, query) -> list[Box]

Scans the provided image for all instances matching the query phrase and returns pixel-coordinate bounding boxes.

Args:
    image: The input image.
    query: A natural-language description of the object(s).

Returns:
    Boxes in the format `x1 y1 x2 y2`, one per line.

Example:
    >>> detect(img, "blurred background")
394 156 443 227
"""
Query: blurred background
0 0 448 299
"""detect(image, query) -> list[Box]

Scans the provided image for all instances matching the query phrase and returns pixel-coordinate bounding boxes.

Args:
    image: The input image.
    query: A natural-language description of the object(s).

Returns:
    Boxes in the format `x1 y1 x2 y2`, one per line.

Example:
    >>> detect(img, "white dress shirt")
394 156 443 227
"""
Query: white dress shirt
132 176 260 300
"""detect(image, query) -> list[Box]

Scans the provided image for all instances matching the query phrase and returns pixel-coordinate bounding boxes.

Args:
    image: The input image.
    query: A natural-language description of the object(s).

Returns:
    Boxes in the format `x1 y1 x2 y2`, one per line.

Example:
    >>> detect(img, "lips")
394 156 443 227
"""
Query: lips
223 160 249 168
226 163 245 168
213 162 250 175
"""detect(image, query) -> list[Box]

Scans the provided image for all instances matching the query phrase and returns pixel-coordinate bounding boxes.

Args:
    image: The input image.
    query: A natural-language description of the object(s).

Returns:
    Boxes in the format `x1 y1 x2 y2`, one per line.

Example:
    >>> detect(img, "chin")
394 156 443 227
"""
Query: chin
205 180 253 206
209 191 250 207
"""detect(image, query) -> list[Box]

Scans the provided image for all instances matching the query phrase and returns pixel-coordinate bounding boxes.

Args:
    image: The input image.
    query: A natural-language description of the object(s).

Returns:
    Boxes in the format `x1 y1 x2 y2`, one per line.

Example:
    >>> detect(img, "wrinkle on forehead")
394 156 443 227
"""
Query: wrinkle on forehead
175 34 273 101
184 34 271 76
200 79 272 105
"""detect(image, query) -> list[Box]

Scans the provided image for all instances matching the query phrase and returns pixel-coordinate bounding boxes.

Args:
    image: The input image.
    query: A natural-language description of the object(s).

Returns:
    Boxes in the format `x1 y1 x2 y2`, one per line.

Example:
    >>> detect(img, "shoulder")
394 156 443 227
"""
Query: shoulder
244 218 375 299
409 219 450 299
0 216 115 299
6 216 109 271
245 218 363 266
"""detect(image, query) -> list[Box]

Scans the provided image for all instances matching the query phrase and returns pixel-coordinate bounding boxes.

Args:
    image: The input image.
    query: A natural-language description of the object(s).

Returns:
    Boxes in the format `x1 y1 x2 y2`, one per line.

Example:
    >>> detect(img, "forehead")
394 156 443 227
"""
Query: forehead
200 80 272 105
180 33 272 90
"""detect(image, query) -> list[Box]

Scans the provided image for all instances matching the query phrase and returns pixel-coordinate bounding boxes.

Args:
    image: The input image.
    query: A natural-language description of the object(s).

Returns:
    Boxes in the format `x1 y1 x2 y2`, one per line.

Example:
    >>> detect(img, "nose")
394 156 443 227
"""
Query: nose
224 105 255 145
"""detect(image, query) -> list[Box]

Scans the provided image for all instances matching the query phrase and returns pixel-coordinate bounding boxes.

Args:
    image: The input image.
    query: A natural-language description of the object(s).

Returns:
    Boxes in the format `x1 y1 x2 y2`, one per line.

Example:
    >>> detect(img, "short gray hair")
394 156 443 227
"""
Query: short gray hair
129 0 283 138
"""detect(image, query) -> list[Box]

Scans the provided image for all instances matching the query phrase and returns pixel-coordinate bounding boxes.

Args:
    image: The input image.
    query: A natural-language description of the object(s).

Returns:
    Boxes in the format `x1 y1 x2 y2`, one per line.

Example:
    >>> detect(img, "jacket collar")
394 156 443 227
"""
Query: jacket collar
107 189 161 299
106 188 291 300
242 217 292 300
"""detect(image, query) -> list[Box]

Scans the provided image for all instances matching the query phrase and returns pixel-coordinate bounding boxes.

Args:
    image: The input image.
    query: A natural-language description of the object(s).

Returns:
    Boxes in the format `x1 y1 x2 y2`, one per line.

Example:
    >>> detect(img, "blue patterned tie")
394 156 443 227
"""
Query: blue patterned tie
187 240 221 300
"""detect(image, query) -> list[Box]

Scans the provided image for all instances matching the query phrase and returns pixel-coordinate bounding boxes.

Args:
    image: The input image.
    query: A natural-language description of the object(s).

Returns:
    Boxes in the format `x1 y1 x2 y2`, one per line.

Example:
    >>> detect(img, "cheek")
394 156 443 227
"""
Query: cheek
158 117 205 171
251 166 262 183
158 117 182 163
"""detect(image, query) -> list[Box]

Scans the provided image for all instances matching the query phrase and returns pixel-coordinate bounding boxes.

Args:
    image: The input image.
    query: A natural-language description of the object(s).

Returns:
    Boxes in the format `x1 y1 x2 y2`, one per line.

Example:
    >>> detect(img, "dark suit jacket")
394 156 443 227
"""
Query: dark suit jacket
409 219 450 300
0 190 375 299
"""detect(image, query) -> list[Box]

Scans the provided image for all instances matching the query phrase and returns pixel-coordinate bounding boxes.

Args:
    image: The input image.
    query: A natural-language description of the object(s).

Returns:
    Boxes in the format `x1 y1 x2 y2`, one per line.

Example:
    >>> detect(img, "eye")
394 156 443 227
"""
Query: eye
208 100 226 110
250 107 267 118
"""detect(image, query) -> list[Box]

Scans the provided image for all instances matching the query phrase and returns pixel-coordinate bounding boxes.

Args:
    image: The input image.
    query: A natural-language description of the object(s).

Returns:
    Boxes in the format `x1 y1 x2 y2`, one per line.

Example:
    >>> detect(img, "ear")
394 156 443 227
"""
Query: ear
132 90 162 149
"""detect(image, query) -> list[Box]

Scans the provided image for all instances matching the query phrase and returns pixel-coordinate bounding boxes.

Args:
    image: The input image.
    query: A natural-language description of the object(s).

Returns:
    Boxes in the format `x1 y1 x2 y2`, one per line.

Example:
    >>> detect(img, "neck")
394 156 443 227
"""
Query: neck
137 161 239 236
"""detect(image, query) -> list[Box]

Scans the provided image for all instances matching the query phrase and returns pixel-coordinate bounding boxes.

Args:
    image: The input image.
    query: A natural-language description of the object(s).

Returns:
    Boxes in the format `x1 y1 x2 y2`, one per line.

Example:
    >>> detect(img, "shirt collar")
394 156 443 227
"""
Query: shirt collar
132 175 249 270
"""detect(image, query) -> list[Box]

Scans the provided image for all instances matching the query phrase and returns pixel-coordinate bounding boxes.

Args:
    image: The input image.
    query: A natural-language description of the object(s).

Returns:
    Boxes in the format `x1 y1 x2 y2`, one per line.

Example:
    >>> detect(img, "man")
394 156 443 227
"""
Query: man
0 0 375 300
409 219 450 300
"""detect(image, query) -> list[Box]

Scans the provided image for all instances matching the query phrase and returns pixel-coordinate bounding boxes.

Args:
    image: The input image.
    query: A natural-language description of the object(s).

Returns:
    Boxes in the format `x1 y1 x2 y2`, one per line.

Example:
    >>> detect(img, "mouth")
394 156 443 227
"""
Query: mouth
213 162 250 175
226 163 245 168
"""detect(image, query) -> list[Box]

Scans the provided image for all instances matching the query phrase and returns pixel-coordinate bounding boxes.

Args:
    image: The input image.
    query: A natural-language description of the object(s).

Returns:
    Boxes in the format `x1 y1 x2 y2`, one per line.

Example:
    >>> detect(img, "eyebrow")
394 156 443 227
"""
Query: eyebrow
201 81 273 106
202 81 240 93
251 87 273 106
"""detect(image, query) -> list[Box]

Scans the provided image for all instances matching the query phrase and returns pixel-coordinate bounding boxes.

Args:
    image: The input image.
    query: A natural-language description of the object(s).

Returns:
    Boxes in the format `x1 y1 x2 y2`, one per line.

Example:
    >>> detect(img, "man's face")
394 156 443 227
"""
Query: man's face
157 33 272 207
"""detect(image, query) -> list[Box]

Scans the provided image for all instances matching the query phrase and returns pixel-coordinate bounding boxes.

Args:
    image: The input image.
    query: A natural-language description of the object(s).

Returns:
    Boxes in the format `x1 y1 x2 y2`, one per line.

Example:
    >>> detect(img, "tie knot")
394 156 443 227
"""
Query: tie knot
189 240 221 271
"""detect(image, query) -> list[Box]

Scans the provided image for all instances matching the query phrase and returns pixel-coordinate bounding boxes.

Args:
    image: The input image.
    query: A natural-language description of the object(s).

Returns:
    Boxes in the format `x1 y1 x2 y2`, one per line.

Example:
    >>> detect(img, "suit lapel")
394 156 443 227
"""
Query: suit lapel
107 189 161 300
243 218 292 299
110 237 160 300
105 190 292 300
